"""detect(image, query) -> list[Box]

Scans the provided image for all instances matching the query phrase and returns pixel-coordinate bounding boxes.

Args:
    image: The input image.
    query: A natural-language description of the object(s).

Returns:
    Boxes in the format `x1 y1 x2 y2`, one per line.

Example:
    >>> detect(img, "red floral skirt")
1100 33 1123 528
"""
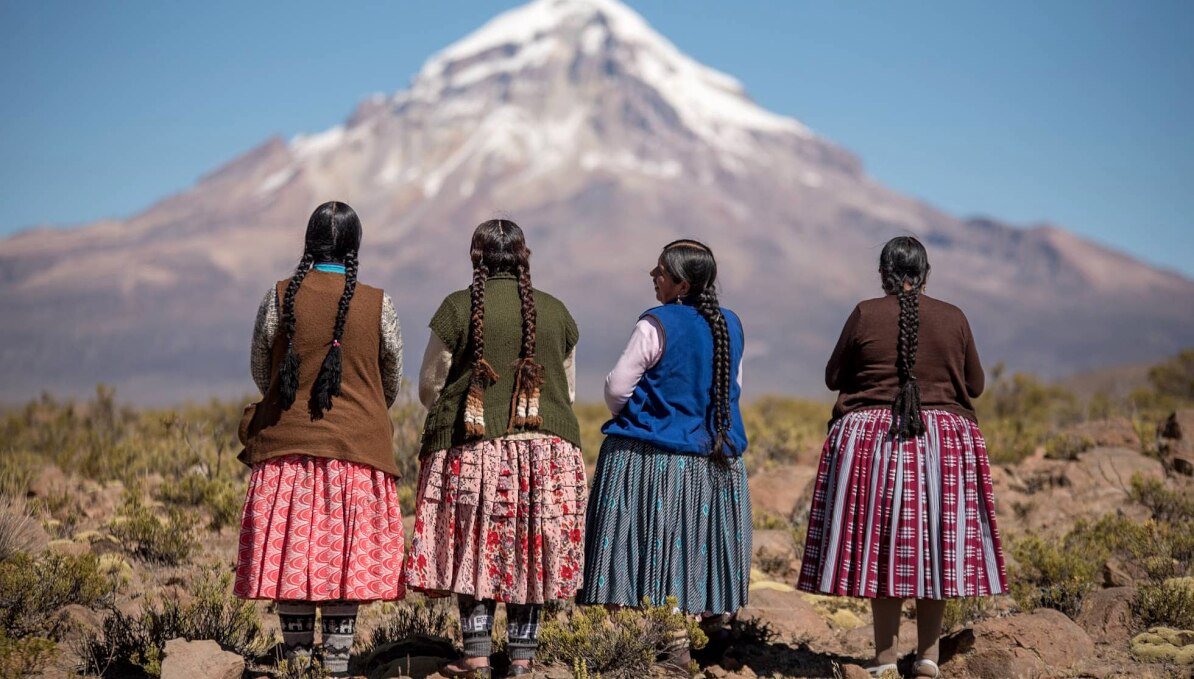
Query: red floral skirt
234 454 406 602
403 437 587 604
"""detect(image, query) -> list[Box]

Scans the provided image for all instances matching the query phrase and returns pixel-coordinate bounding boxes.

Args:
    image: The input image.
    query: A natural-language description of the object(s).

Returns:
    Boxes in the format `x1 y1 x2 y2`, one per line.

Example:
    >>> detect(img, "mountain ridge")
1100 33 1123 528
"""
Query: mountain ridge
2 0 1191 404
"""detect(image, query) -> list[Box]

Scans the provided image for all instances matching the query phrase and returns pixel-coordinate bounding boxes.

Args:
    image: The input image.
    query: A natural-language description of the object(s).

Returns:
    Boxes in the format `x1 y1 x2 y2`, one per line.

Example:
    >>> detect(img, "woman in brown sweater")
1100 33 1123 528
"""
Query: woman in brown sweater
796 236 1007 678
234 201 405 676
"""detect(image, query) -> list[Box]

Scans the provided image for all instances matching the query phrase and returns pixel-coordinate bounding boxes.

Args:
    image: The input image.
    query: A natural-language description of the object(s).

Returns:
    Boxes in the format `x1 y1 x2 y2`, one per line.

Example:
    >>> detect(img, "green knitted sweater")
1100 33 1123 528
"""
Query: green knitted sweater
419 274 581 455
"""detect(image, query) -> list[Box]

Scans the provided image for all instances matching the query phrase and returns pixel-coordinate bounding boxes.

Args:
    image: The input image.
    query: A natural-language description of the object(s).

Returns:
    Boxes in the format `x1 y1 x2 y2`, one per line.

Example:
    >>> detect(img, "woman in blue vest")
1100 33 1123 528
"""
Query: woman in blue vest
579 239 751 636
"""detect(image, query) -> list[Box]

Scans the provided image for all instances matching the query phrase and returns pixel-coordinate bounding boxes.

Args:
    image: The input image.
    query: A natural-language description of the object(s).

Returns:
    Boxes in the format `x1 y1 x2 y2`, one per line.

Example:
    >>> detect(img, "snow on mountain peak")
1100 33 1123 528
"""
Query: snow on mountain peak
410 0 811 143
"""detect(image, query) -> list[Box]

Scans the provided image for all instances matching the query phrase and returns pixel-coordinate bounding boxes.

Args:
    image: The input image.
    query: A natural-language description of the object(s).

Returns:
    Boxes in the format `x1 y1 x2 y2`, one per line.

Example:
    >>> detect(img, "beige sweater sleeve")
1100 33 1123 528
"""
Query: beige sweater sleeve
418 332 454 410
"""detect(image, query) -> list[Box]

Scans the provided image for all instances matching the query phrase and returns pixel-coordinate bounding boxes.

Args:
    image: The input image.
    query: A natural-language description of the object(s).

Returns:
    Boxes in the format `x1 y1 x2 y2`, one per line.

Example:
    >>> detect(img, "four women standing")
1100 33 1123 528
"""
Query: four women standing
235 206 1006 678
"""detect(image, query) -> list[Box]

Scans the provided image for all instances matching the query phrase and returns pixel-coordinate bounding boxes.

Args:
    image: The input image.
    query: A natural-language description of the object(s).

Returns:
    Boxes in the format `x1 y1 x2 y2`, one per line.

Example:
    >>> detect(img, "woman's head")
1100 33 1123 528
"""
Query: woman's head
277 201 362 419
878 235 930 295
878 236 928 439
304 201 362 264
470 218 530 276
462 218 544 438
653 239 718 304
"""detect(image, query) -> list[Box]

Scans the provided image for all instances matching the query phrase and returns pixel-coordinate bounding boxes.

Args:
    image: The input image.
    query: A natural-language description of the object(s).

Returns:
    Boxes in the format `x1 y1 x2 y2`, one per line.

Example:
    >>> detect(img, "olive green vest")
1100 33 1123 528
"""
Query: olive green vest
420 274 581 455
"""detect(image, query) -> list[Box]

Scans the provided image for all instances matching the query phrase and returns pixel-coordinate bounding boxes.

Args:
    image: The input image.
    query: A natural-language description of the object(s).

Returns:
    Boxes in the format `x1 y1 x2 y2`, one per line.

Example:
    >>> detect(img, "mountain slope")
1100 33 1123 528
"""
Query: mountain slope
2 0 1192 403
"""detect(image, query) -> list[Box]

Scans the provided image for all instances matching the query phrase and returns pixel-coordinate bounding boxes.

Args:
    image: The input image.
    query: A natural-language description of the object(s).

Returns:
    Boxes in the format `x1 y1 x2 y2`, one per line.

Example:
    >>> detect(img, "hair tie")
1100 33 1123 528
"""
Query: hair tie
332 339 341 348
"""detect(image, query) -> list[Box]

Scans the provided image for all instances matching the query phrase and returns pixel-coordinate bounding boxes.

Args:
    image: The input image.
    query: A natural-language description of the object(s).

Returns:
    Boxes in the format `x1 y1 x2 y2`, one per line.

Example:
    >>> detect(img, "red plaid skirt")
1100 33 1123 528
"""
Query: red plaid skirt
796 409 1007 599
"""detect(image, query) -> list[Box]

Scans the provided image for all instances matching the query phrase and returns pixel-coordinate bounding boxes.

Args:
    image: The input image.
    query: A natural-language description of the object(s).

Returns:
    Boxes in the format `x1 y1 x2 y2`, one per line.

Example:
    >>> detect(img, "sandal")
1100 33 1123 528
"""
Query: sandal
440 660 493 678
913 658 940 677
865 664 898 677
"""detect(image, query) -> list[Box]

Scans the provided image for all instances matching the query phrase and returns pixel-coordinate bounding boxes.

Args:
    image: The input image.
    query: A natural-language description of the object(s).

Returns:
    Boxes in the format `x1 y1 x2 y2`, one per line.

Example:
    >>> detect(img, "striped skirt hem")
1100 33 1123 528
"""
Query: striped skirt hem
796 408 1007 599
578 436 752 615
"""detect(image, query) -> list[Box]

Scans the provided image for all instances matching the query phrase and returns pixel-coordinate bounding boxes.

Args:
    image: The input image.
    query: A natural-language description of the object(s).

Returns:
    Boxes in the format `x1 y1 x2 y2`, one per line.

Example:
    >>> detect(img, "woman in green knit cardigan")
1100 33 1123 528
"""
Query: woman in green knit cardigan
403 219 586 678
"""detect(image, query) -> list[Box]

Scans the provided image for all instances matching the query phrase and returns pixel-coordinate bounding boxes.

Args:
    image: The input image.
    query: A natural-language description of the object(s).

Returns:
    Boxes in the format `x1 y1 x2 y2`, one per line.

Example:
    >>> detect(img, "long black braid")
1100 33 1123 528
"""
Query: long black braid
278 252 314 409
660 239 737 464
310 249 359 419
880 236 930 438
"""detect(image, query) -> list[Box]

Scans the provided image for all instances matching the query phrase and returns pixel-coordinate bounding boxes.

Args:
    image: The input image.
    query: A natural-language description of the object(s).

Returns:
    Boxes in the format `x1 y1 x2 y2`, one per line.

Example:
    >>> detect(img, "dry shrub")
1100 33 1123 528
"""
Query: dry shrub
0 629 58 678
0 498 44 561
0 551 117 640
79 568 270 677
537 597 706 678
361 598 456 652
108 490 199 566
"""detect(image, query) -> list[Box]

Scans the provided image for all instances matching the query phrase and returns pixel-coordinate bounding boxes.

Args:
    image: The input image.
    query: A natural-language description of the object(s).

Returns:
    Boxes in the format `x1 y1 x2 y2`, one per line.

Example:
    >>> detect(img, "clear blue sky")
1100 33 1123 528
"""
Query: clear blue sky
2 0 1192 276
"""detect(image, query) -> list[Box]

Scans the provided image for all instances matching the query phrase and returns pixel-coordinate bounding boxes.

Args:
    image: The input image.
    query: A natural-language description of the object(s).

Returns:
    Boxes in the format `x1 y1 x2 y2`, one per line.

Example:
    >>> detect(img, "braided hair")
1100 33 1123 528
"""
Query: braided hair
277 200 363 420
659 239 737 464
879 236 931 438
462 219 544 438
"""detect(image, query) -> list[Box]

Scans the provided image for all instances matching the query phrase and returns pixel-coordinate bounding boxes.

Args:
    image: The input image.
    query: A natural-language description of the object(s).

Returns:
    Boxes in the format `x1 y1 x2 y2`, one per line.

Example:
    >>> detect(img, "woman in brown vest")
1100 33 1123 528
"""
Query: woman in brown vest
404 219 585 678
234 201 405 676
796 236 1007 678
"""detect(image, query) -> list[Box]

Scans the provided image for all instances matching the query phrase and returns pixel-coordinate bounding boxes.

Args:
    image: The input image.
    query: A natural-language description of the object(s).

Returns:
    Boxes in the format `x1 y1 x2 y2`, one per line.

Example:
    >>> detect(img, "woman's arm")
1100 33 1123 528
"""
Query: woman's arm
380 293 403 407
604 316 664 415
564 346 577 405
250 287 277 396
419 331 454 410
824 305 861 391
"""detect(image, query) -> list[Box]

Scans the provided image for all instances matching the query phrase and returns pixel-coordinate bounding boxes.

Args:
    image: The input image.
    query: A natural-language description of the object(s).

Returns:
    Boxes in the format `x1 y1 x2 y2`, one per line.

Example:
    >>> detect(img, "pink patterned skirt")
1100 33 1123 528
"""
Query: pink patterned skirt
797 409 1008 599
234 454 406 602
403 437 587 604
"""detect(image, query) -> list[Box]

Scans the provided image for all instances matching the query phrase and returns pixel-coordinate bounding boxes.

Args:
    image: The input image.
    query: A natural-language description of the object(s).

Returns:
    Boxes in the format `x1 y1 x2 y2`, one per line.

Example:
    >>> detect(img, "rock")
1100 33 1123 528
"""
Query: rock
841 619 916 658
963 608 1095 678
1076 586 1136 645
752 529 796 576
1103 558 1135 587
738 587 832 645
160 638 244 679
748 464 817 523
368 654 445 678
840 664 875 679
1070 417 1141 450
1001 447 1164 536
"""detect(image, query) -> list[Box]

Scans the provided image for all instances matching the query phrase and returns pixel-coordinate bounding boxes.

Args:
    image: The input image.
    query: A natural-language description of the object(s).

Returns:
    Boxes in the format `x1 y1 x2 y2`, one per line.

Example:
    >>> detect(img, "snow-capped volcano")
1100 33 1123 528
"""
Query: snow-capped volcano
1 0 1191 403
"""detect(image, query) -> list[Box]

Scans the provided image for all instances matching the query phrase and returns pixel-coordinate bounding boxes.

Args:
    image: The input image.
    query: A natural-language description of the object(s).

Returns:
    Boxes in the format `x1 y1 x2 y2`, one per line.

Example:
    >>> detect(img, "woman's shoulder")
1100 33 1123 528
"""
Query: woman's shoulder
920 294 968 321
530 288 574 315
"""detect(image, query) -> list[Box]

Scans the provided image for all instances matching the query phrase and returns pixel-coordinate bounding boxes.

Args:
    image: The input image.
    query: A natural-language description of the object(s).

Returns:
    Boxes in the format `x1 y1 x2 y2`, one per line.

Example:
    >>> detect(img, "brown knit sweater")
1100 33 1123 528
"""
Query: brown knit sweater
827 294 985 424
237 272 399 477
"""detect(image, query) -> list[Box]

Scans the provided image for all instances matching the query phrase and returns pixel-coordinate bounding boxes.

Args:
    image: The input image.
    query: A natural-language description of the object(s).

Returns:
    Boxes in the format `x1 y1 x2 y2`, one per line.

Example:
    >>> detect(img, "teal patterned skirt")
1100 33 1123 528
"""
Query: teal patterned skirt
577 436 752 615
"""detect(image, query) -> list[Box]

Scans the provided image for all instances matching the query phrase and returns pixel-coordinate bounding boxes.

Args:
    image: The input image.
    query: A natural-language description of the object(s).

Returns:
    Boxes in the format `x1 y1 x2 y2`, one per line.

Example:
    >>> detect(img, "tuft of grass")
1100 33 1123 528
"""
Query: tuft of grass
78 568 270 678
537 597 706 678
0 498 44 561
108 490 199 566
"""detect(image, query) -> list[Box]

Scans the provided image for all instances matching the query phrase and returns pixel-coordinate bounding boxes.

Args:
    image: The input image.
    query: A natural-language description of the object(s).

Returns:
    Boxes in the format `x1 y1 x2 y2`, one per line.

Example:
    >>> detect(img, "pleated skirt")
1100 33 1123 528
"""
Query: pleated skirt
403 436 588 604
578 436 753 615
234 454 406 602
796 408 1008 599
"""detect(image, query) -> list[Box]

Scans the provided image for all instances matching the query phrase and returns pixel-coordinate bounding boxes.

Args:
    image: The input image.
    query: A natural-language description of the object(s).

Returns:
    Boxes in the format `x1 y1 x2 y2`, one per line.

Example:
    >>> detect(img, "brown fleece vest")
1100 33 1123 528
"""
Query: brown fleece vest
238 271 398 477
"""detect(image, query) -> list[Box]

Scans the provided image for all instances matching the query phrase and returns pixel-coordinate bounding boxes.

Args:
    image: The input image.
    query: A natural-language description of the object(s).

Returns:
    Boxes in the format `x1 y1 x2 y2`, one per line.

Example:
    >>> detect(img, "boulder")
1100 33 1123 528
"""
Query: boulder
738 586 832 645
1158 410 1194 476
160 638 244 679
1068 417 1141 451
962 608 1095 678
1076 586 1136 645
1001 447 1164 536
748 464 817 523
839 664 877 679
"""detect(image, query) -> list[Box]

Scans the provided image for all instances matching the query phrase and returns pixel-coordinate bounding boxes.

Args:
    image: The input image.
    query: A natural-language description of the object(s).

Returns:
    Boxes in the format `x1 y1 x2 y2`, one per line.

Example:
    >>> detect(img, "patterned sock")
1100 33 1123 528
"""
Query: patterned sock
276 601 316 660
320 600 359 676
458 595 497 659
505 603 542 662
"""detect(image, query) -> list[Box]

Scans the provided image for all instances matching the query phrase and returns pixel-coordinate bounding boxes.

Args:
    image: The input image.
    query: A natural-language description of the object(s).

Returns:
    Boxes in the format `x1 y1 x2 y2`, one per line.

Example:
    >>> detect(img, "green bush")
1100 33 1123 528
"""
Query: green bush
942 597 996 631
362 598 455 652
976 365 1081 465
1010 534 1101 617
537 597 706 678
108 491 199 566
79 568 271 677
1133 578 1194 631
0 551 117 640
1043 432 1094 460
156 474 242 532
0 629 57 678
